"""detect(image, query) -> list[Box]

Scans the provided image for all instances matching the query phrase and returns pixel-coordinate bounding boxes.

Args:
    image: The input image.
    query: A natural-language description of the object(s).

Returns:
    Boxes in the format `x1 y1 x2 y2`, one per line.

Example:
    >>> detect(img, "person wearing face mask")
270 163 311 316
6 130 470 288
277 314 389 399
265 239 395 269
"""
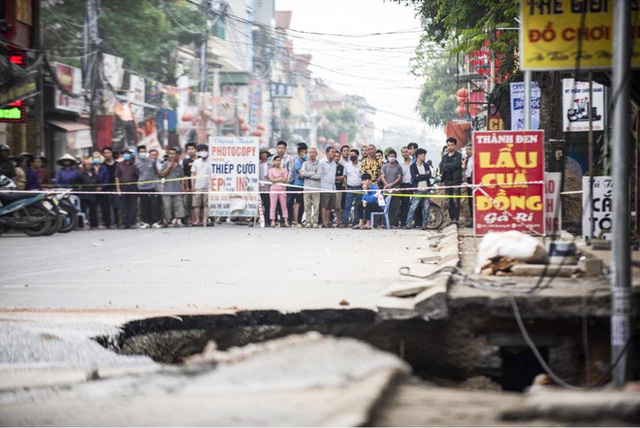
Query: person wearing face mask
190 144 211 227
380 149 403 228
91 152 111 229
135 145 162 229
115 149 139 229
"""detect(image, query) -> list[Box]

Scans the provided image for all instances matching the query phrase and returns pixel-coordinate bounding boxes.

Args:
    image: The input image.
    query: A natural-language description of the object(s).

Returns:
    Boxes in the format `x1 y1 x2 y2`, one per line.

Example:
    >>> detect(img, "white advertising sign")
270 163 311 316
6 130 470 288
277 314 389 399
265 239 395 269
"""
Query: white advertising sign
54 63 85 113
544 172 562 238
129 74 145 123
582 176 612 240
510 81 540 130
562 79 605 132
209 136 260 218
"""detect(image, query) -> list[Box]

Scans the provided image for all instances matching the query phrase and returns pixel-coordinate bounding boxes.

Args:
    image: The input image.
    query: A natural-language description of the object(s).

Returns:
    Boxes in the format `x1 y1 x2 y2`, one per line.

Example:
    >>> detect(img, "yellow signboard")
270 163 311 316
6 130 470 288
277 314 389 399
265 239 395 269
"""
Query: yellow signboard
520 0 640 70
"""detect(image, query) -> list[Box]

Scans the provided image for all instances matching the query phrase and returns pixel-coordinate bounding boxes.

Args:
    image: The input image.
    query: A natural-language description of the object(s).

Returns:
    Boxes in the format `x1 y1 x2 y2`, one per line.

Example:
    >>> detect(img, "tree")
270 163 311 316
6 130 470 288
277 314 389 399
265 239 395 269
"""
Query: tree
317 108 359 143
390 0 520 79
410 38 458 126
42 0 207 84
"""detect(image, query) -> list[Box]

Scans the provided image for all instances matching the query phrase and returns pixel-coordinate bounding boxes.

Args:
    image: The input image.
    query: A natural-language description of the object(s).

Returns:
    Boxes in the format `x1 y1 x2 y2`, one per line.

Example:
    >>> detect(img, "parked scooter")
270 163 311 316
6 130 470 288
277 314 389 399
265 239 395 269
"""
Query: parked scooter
0 175 52 237
44 189 78 233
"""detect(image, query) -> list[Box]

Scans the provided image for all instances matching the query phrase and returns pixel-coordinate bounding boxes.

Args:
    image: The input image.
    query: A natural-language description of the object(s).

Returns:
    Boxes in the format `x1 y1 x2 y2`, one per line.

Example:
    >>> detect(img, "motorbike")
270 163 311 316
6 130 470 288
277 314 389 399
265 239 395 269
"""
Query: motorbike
45 189 78 233
0 175 52 237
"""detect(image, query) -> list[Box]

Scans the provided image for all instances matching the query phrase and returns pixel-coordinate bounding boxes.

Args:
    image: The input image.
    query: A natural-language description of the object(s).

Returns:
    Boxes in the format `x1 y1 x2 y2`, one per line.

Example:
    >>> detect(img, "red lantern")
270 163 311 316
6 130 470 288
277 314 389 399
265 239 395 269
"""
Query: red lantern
181 112 194 122
252 130 263 137
317 136 326 144
240 123 250 132
327 138 335 145
456 88 469 100
237 117 246 124
455 105 468 116
456 96 466 104
214 116 226 125
257 123 265 131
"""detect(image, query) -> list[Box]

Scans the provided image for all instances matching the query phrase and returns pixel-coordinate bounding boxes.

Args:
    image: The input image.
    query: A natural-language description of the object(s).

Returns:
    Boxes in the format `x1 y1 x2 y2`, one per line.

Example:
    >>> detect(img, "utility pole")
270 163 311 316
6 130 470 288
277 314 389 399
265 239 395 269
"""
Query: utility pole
83 0 102 147
611 0 632 388
199 0 211 94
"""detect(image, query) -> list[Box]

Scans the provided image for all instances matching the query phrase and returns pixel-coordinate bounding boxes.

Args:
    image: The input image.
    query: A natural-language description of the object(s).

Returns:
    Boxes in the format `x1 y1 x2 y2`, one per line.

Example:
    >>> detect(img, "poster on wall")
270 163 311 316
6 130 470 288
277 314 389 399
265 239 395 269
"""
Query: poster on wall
510 81 540 130
473 130 546 236
582 176 612 240
562 78 605 132
208 136 260 218
53 62 86 113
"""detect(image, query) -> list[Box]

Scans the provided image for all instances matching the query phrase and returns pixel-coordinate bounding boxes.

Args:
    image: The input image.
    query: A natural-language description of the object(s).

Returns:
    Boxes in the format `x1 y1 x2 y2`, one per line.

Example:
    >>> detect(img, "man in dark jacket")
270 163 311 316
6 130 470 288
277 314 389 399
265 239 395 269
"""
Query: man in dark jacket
439 137 463 224
405 148 433 229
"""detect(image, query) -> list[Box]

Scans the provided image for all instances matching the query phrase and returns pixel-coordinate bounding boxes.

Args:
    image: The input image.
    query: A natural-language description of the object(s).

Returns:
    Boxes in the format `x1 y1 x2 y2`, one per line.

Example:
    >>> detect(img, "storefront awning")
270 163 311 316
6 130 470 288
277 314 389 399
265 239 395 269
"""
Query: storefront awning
47 120 92 150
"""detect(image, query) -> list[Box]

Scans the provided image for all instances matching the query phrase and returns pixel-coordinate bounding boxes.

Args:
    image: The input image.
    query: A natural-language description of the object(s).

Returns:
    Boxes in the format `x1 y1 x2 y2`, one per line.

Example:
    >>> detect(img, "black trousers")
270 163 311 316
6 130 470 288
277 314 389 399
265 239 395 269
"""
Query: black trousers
120 185 138 228
466 177 473 221
398 183 411 226
97 193 114 227
139 189 161 225
445 182 461 221
80 198 98 228
260 192 270 224
364 202 383 226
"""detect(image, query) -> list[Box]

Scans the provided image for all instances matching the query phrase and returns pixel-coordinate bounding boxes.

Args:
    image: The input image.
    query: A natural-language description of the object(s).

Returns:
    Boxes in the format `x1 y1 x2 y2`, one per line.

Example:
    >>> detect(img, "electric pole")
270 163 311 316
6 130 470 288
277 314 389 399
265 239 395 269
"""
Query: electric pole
610 0 633 388
84 0 102 147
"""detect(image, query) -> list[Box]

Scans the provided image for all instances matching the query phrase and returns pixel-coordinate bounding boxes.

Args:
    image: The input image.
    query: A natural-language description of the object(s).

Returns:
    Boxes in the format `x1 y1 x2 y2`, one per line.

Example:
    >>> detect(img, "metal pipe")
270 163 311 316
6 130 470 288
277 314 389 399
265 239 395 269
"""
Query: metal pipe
610 0 632 388
588 74 594 240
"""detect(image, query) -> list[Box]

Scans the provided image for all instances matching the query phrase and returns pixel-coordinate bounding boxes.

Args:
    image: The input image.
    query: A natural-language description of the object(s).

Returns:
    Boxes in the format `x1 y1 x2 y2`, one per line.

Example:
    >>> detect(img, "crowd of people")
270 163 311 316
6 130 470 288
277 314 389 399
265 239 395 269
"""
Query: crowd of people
0 137 472 230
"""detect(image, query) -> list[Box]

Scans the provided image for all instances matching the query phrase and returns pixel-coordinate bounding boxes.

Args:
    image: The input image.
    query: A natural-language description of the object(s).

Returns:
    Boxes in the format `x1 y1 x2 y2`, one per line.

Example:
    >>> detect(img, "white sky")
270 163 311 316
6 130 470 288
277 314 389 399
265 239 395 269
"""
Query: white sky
274 0 428 135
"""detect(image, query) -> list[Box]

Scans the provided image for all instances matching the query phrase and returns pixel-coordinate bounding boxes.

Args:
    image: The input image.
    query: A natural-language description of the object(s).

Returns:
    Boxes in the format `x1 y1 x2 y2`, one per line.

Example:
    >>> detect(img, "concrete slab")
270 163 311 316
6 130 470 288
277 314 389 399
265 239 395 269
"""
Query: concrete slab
0 336 410 427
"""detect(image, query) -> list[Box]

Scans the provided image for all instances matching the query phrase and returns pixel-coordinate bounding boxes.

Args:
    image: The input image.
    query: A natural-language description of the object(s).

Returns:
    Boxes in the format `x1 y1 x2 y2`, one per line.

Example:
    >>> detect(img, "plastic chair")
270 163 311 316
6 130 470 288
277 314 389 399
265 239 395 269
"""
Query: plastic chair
370 195 392 230
69 194 87 229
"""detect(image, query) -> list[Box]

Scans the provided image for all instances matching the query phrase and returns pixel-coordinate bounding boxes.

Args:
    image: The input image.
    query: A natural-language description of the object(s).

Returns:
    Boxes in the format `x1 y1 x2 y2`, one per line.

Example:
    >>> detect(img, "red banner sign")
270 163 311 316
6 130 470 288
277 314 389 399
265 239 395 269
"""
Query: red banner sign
473 130 545 235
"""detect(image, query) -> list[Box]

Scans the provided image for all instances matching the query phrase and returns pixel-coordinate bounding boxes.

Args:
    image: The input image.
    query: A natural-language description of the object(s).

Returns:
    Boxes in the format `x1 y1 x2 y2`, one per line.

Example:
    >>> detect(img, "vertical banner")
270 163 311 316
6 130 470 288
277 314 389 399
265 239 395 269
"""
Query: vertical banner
510 81 541 130
582 176 612 240
209 136 260 218
562 78 605 132
473 130 545 236
545 172 562 238
129 74 146 123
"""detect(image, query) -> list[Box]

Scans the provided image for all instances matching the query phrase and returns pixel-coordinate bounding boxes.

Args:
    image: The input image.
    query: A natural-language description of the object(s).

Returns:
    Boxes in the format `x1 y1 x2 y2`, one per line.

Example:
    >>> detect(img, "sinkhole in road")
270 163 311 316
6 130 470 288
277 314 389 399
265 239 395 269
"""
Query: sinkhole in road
95 308 607 392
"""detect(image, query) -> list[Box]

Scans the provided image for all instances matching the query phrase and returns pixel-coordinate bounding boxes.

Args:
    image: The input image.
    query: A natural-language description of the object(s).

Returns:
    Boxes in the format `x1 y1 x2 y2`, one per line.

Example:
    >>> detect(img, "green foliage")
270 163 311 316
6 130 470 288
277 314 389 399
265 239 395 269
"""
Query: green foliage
317 108 359 142
393 0 520 78
410 40 458 126
42 0 208 84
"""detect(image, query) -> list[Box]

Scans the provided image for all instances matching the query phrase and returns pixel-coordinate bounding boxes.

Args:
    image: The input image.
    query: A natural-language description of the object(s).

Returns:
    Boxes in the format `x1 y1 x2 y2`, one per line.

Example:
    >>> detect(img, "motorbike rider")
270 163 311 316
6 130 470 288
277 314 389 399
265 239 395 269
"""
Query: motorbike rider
0 145 16 180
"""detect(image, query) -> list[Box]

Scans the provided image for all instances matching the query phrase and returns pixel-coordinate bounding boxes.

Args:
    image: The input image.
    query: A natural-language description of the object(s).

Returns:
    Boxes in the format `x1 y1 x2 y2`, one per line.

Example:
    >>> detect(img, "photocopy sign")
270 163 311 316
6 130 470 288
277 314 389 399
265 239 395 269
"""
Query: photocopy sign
562 78 605 132
582 176 612 240
510 81 541 130
473 130 545 236
520 0 640 70
208 137 260 218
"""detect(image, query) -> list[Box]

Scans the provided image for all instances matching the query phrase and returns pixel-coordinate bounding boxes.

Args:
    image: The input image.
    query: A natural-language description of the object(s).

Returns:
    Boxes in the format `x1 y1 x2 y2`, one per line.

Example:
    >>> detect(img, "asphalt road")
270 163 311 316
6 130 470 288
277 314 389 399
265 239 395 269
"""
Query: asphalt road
0 224 432 315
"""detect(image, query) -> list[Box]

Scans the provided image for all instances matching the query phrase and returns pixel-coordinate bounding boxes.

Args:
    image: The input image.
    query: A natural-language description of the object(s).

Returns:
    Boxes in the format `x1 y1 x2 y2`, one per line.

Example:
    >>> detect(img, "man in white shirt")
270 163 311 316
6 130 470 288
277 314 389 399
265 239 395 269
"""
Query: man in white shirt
190 144 211 227
341 148 364 229
318 146 337 228
399 146 413 227
300 147 321 228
